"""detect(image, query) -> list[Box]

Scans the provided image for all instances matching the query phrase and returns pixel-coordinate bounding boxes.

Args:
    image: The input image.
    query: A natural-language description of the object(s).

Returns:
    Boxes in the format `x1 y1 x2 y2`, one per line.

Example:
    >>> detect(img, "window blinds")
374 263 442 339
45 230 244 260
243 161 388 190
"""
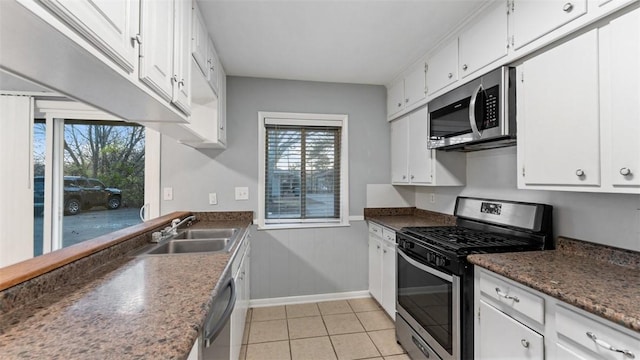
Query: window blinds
264 124 341 222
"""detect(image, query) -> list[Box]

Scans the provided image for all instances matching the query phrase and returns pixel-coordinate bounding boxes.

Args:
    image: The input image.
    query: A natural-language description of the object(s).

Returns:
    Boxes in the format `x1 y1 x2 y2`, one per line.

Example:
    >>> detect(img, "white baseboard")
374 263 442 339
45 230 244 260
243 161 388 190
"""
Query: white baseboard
249 290 371 308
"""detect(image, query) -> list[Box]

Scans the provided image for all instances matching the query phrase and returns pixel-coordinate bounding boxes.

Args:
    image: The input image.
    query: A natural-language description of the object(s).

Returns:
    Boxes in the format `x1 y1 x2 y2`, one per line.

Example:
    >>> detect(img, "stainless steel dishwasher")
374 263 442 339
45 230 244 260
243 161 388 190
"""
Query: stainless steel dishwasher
200 273 236 360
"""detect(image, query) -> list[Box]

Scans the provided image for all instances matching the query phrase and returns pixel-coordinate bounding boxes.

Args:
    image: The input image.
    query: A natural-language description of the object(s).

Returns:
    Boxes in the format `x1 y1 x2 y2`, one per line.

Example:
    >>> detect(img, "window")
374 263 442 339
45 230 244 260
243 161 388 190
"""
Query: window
258 112 349 229
32 101 149 256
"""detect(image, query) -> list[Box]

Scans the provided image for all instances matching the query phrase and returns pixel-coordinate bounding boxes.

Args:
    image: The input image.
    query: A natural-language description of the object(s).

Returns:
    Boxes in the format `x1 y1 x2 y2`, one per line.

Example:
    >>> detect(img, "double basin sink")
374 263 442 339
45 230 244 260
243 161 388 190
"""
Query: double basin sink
141 228 239 255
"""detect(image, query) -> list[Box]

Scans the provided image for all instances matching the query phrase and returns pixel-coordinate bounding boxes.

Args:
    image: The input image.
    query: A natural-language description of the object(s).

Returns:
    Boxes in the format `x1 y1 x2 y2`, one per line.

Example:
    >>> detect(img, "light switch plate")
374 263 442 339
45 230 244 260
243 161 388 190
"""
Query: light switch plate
209 192 217 205
235 187 249 200
163 187 173 201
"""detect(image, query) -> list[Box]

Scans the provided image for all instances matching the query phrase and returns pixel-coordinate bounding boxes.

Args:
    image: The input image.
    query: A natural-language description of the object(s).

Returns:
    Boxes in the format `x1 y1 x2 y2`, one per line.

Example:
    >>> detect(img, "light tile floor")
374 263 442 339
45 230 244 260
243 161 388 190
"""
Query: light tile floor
242 297 409 360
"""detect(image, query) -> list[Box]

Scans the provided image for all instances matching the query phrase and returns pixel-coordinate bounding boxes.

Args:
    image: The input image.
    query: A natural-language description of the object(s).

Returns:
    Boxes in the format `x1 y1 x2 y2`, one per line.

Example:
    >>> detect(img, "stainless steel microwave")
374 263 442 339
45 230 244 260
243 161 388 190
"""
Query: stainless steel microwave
427 66 516 151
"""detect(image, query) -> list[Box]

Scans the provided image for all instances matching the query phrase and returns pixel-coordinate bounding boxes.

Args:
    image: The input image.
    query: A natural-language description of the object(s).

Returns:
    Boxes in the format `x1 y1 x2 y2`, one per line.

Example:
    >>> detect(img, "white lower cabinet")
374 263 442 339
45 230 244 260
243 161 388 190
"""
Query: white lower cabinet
230 239 250 360
368 223 396 320
475 268 640 360
479 300 544 360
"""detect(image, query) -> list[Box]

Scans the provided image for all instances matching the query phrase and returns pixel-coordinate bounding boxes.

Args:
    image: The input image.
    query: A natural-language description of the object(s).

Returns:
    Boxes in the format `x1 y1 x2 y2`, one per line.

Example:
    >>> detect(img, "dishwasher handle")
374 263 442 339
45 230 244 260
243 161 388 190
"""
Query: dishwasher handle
204 277 237 348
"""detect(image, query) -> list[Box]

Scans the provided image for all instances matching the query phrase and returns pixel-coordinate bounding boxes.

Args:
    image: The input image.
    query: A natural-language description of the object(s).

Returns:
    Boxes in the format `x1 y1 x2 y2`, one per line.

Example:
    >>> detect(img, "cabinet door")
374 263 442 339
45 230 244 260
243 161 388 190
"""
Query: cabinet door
403 63 426 109
459 1 508 78
381 242 396 320
519 30 600 186
387 80 405 118
512 0 587 50
427 39 458 95
478 301 544 360
407 107 433 184
390 117 409 184
218 65 227 145
191 2 209 78
40 0 139 73
368 236 382 302
139 0 175 102
207 38 220 94
607 8 640 187
172 0 191 115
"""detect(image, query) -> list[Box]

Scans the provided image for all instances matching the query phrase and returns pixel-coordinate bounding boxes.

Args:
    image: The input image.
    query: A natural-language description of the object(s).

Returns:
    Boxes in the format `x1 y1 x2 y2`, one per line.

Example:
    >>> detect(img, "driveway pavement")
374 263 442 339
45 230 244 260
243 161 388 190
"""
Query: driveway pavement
34 207 142 256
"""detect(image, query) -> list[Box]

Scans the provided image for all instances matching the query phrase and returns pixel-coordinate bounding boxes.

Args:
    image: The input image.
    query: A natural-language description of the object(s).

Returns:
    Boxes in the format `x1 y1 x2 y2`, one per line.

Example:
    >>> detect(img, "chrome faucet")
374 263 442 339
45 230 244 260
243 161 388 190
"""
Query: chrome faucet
152 215 197 242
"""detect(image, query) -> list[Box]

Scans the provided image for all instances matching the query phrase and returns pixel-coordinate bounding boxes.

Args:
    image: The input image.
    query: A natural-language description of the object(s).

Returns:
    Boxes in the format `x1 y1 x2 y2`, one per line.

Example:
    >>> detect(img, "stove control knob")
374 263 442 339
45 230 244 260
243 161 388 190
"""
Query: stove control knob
436 257 446 267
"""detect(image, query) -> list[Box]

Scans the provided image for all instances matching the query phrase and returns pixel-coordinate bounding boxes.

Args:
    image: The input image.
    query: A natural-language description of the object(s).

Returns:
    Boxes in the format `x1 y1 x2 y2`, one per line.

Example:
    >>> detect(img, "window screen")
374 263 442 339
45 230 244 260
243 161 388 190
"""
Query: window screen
264 124 341 222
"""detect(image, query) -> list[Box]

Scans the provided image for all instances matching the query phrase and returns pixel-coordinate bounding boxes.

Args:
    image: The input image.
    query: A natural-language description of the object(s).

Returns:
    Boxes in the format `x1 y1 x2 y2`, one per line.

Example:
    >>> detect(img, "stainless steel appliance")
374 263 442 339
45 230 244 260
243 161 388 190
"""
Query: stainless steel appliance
395 197 553 360
428 67 516 151
201 274 236 359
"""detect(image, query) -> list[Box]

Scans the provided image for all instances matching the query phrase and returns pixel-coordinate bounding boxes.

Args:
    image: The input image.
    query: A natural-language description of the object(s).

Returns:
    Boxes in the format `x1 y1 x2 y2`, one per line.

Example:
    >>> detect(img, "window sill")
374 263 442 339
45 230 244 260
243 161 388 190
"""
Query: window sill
257 221 351 231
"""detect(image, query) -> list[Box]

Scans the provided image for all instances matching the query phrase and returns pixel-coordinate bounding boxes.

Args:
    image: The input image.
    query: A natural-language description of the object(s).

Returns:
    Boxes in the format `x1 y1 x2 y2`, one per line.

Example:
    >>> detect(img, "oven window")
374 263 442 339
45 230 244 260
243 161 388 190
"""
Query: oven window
397 251 453 354
429 98 471 139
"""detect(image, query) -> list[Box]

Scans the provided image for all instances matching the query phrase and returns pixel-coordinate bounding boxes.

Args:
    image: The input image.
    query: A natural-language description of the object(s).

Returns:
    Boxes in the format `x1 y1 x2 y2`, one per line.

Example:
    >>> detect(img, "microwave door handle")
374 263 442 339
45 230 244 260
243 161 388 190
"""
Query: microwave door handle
469 84 483 137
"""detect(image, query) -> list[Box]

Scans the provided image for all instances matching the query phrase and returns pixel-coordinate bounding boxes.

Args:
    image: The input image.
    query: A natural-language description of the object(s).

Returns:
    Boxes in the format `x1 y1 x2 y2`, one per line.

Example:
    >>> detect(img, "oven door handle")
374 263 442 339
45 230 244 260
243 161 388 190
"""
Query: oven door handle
398 248 454 282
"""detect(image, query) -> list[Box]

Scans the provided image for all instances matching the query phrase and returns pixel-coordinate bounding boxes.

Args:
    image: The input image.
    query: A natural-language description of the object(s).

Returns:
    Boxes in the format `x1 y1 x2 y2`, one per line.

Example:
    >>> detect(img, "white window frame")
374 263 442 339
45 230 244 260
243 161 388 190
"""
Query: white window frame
35 100 159 253
257 111 349 230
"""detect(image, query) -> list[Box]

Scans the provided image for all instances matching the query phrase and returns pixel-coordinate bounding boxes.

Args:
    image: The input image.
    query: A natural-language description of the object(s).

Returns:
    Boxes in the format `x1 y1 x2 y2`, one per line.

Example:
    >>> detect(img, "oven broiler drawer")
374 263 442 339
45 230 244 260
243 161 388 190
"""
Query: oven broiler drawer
479 270 545 326
397 315 443 360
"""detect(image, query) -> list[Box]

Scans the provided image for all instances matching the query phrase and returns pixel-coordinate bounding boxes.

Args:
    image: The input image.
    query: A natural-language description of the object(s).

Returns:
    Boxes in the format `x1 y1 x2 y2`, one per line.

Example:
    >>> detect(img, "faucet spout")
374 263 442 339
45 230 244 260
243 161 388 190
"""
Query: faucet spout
154 215 197 242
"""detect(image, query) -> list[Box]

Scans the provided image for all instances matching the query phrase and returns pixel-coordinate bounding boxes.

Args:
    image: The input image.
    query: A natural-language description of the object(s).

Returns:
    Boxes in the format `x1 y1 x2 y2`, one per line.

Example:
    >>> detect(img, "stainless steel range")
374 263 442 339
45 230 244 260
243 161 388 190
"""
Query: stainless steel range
395 197 553 360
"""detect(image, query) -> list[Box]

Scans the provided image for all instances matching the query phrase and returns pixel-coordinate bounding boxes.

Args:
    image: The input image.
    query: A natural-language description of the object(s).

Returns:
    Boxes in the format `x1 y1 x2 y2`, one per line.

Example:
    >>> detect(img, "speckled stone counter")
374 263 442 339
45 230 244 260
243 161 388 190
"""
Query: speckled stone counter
364 207 456 231
468 237 640 333
0 214 252 359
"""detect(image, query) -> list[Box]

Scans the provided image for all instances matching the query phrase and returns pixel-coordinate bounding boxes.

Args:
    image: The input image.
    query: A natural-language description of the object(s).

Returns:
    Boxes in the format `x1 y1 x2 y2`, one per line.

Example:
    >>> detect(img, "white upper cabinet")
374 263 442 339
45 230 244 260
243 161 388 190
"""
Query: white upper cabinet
458 0 508 78
510 0 587 50
139 0 175 102
603 7 640 188
426 39 458 96
207 38 220 94
518 5 640 194
390 115 410 183
39 0 140 74
172 0 192 115
390 106 465 186
191 2 209 78
386 62 426 119
518 29 600 187
139 0 191 115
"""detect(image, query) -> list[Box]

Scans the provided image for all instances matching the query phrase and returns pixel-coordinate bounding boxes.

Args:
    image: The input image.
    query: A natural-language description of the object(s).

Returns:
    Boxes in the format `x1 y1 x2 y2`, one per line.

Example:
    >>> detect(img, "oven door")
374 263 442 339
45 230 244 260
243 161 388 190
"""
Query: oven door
396 248 460 360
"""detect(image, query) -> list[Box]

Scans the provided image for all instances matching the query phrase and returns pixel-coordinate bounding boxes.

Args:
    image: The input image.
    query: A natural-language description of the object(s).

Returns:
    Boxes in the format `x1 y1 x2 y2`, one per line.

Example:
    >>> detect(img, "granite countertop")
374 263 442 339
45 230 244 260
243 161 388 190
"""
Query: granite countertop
364 207 456 231
0 218 252 359
468 237 640 332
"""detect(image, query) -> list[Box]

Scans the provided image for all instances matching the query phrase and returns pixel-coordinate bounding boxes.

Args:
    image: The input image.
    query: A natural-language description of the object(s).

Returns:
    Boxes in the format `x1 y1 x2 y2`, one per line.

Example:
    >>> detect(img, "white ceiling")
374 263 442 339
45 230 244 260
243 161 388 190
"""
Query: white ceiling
197 0 489 85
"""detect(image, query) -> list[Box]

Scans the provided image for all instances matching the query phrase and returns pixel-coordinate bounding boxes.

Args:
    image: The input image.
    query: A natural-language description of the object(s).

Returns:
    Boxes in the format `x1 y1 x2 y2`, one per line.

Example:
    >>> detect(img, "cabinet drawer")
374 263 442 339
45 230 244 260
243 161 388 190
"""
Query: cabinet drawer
556 305 640 360
480 270 544 324
382 228 396 244
369 223 383 237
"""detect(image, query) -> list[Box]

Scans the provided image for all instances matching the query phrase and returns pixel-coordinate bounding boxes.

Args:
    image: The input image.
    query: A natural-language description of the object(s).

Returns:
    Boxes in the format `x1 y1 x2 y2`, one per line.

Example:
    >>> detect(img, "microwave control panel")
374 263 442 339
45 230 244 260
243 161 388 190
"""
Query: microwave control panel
483 85 500 129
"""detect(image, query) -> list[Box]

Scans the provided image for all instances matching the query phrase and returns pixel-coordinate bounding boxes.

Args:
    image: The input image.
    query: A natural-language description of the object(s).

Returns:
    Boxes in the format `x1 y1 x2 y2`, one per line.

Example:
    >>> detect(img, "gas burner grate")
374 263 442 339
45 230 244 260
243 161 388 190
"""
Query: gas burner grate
402 226 535 253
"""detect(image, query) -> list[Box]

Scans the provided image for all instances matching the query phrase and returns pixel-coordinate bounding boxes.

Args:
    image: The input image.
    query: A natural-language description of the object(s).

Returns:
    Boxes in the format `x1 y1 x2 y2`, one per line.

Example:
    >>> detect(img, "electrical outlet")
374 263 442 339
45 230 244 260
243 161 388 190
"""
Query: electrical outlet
209 193 217 205
235 187 249 200
430 193 436 203
163 187 173 201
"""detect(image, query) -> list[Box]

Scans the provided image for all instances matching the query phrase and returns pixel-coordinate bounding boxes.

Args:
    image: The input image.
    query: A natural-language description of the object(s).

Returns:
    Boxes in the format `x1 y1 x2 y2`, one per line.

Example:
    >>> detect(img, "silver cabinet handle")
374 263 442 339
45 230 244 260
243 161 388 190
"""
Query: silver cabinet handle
521 339 529 348
448 72 453 79
402 175 406 179
462 64 468 71
405 98 410 103
383 249 387 254
178 79 185 87
376 245 381 249
397 102 402 107
411 175 415 179
620 167 632 176
576 169 585 177
495 287 520 302
563 2 574 12
586 332 635 359
172 75 178 83
131 34 142 45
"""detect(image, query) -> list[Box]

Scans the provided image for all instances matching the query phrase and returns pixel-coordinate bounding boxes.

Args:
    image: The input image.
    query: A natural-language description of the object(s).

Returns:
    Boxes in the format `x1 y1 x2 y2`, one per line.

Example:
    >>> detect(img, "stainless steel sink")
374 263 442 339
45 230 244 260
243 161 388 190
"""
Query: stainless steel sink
172 228 238 240
139 227 241 256
146 238 231 254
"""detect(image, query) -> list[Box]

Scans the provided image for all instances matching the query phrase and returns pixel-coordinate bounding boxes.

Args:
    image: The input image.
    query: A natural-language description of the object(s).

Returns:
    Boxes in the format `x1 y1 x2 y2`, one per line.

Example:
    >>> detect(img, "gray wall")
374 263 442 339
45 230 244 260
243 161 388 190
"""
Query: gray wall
414 147 640 252
160 77 389 299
